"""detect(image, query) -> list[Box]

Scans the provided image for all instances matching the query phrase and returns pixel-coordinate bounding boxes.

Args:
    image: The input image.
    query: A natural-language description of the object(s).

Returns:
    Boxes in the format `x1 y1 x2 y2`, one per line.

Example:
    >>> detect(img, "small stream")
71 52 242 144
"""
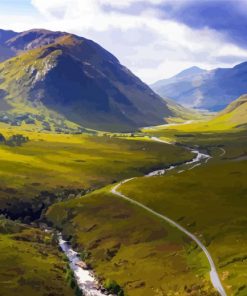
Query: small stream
58 234 111 296
146 148 210 177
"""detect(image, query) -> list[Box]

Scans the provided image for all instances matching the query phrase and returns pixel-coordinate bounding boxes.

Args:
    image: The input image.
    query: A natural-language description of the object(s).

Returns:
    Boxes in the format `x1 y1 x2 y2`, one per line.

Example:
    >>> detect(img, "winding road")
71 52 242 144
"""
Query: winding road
219 147 226 157
111 137 227 296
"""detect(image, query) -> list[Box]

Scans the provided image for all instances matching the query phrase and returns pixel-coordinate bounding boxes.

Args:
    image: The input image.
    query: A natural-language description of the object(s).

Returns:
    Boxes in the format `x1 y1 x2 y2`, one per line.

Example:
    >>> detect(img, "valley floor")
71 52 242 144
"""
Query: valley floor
0 124 246 296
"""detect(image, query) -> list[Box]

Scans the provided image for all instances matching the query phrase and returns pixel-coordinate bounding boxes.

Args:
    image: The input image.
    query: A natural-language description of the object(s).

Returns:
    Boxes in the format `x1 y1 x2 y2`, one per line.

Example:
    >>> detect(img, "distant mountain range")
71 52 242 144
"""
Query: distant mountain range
151 63 247 111
0 28 191 132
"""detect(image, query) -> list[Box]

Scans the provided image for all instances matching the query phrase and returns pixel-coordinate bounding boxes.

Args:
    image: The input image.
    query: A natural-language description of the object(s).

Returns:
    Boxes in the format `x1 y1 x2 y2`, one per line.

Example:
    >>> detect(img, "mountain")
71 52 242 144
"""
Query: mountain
0 29 17 44
0 29 181 132
0 29 65 61
152 66 206 90
5 29 66 52
151 63 247 111
0 29 18 62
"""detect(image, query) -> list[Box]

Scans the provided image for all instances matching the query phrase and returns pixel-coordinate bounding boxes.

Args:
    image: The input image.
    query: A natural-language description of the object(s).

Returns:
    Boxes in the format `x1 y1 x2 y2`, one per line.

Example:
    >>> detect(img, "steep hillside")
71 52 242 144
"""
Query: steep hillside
0 29 176 131
146 95 247 133
212 94 247 128
164 97 204 123
152 62 247 111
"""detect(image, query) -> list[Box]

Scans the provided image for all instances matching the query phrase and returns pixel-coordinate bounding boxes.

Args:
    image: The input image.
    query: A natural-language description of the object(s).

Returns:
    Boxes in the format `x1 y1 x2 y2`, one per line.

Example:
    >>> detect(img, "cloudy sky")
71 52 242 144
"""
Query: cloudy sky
1 0 247 83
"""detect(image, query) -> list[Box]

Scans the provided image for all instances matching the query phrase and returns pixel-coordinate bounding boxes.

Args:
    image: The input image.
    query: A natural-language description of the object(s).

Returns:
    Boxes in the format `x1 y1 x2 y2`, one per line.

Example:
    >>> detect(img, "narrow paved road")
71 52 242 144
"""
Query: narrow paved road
219 147 226 157
111 138 227 296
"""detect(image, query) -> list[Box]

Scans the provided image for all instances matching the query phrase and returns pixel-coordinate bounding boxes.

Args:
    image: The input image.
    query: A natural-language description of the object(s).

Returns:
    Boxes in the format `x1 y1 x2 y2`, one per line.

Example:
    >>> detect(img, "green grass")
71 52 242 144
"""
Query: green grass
0 218 73 296
0 115 246 295
0 48 96 133
117 138 247 296
45 127 247 295
46 188 217 296
0 128 193 219
143 95 247 134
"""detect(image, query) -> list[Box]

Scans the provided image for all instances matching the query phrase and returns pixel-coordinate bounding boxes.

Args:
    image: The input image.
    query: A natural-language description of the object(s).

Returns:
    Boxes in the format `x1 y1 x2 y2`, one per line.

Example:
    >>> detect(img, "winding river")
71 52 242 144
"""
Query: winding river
58 234 109 296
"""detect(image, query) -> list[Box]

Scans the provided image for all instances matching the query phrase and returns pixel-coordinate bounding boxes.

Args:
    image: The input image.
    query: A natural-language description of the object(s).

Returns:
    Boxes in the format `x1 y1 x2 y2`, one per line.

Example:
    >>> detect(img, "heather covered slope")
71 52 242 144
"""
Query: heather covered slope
0 29 178 131
152 62 247 111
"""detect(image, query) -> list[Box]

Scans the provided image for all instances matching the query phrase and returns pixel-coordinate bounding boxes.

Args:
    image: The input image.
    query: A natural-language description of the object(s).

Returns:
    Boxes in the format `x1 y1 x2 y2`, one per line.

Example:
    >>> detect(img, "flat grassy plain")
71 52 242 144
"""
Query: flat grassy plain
0 127 193 218
0 218 73 296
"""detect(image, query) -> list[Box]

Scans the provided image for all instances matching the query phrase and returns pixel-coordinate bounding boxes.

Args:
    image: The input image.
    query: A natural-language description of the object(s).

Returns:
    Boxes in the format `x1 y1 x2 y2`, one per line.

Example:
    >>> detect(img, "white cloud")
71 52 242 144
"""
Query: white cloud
2 0 247 83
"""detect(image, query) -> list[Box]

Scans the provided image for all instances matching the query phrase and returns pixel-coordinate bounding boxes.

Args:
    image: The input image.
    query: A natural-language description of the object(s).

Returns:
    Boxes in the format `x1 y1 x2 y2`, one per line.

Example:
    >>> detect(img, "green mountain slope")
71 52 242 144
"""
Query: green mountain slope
0 29 182 132
216 94 247 128
198 94 247 130
146 95 247 133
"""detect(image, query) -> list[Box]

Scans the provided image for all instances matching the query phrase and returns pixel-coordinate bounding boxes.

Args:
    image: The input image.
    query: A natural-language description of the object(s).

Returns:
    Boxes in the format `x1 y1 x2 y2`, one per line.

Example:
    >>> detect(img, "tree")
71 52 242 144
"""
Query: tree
6 134 29 146
75 286 83 296
0 133 6 144
104 279 124 295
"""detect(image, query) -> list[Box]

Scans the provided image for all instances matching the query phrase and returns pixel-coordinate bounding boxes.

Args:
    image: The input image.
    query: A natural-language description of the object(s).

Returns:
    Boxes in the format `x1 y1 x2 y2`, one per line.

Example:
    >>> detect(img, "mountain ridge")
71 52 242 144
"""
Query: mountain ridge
152 66 206 89
151 62 247 111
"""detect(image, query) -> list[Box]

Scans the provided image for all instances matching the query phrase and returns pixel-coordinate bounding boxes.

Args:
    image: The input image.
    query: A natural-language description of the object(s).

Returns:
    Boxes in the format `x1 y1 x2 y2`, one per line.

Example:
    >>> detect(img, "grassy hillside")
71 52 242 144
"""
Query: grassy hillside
46 188 217 296
0 217 73 296
0 125 195 296
164 98 204 124
143 95 247 135
215 94 247 128
45 126 247 296
0 126 193 220
118 136 247 296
